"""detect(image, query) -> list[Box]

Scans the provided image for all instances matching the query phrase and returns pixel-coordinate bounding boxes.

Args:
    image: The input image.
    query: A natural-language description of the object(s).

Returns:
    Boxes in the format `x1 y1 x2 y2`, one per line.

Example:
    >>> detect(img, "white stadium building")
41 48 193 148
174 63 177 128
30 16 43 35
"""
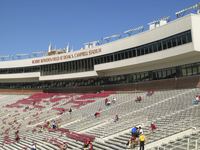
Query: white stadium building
0 3 200 150
0 10 200 92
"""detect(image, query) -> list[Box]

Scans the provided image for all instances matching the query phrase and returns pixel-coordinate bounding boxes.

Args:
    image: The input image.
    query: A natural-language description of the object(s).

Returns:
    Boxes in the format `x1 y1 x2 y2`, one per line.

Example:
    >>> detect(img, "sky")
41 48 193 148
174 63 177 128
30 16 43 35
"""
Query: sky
0 0 199 56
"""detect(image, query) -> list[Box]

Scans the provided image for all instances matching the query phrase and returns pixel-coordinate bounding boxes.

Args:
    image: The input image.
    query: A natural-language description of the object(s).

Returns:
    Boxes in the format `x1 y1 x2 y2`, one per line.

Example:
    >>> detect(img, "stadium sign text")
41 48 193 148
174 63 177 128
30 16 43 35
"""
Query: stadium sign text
32 48 101 64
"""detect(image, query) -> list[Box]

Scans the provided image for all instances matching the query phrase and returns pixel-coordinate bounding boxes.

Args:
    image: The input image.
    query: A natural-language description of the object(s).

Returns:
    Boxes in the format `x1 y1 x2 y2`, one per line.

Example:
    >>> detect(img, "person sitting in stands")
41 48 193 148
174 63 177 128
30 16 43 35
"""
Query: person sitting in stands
105 98 111 106
146 90 154 96
43 121 50 129
107 100 111 106
31 142 37 150
105 98 108 105
94 111 100 118
135 96 142 103
114 114 119 122
126 136 138 149
193 96 199 105
112 97 117 103
138 126 143 135
89 141 93 150
69 107 72 115
83 140 89 150
60 142 68 150
150 122 157 133
195 95 200 102
52 120 57 129
15 130 20 142
83 139 93 150
38 126 43 133
131 126 139 138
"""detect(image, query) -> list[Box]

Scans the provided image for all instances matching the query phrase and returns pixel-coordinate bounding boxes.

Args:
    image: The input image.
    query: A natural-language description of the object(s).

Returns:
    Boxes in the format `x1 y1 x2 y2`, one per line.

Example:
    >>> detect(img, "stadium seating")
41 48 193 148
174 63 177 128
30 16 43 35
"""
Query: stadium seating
0 89 199 149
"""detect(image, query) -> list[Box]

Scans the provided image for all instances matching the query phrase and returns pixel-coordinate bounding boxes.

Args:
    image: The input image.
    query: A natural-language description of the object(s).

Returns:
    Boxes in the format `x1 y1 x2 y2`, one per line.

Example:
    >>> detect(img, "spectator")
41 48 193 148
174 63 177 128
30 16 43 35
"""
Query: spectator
43 121 50 129
135 96 142 103
69 107 72 115
126 136 137 149
31 142 36 150
194 95 200 104
138 126 143 135
139 133 146 150
131 127 139 138
83 139 93 150
150 122 157 133
105 98 111 106
83 141 89 150
94 111 100 118
146 90 154 96
104 98 108 105
89 141 93 150
196 95 199 101
52 120 57 129
112 97 116 103
60 142 68 150
15 130 20 142
192 99 199 105
114 114 119 122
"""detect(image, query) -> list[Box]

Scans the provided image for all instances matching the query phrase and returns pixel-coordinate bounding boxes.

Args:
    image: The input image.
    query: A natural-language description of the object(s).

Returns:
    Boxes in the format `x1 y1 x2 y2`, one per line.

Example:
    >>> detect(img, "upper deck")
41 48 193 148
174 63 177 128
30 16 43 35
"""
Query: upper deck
0 14 199 82
0 14 199 68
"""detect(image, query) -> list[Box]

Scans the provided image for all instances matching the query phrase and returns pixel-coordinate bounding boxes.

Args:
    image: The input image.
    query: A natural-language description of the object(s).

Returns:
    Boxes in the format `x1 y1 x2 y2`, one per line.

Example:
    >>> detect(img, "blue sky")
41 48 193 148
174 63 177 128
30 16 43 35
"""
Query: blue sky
0 0 199 56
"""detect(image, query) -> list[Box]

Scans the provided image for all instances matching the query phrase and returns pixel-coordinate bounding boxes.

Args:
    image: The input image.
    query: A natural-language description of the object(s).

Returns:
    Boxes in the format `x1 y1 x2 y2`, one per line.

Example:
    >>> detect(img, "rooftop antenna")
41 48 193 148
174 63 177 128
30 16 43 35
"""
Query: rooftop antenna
32 51 45 57
175 2 200 18
0 55 10 61
16 53 29 59
124 26 144 36
66 43 70 53
48 43 52 52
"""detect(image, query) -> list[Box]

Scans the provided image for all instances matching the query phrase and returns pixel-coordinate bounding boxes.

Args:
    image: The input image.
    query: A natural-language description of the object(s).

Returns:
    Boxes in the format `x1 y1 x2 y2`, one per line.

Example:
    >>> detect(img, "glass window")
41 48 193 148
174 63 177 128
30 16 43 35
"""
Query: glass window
128 50 133 58
158 42 162 51
198 65 200 74
136 74 140 81
141 48 144 55
144 47 148 54
121 52 125 60
153 43 158 52
177 36 182 45
162 70 167 78
148 45 153 53
117 53 121 60
171 68 176 77
110 55 114 62
187 67 192 76
144 72 149 80
133 49 136 57
103 56 107 63
162 40 167 49
157 71 162 79
137 48 141 56
182 34 187 44
167 39 172 48
100 57 104 63
140 73 144 80
106 55 110 62
114 54 118 61
172 38 177 47
192 66 198 75
125 51 129 59
186 31 192 43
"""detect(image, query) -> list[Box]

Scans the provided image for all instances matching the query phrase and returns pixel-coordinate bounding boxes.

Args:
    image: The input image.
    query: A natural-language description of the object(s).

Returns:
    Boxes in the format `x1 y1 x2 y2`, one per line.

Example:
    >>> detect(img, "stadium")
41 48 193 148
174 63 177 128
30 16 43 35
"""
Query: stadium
0 2 200 150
